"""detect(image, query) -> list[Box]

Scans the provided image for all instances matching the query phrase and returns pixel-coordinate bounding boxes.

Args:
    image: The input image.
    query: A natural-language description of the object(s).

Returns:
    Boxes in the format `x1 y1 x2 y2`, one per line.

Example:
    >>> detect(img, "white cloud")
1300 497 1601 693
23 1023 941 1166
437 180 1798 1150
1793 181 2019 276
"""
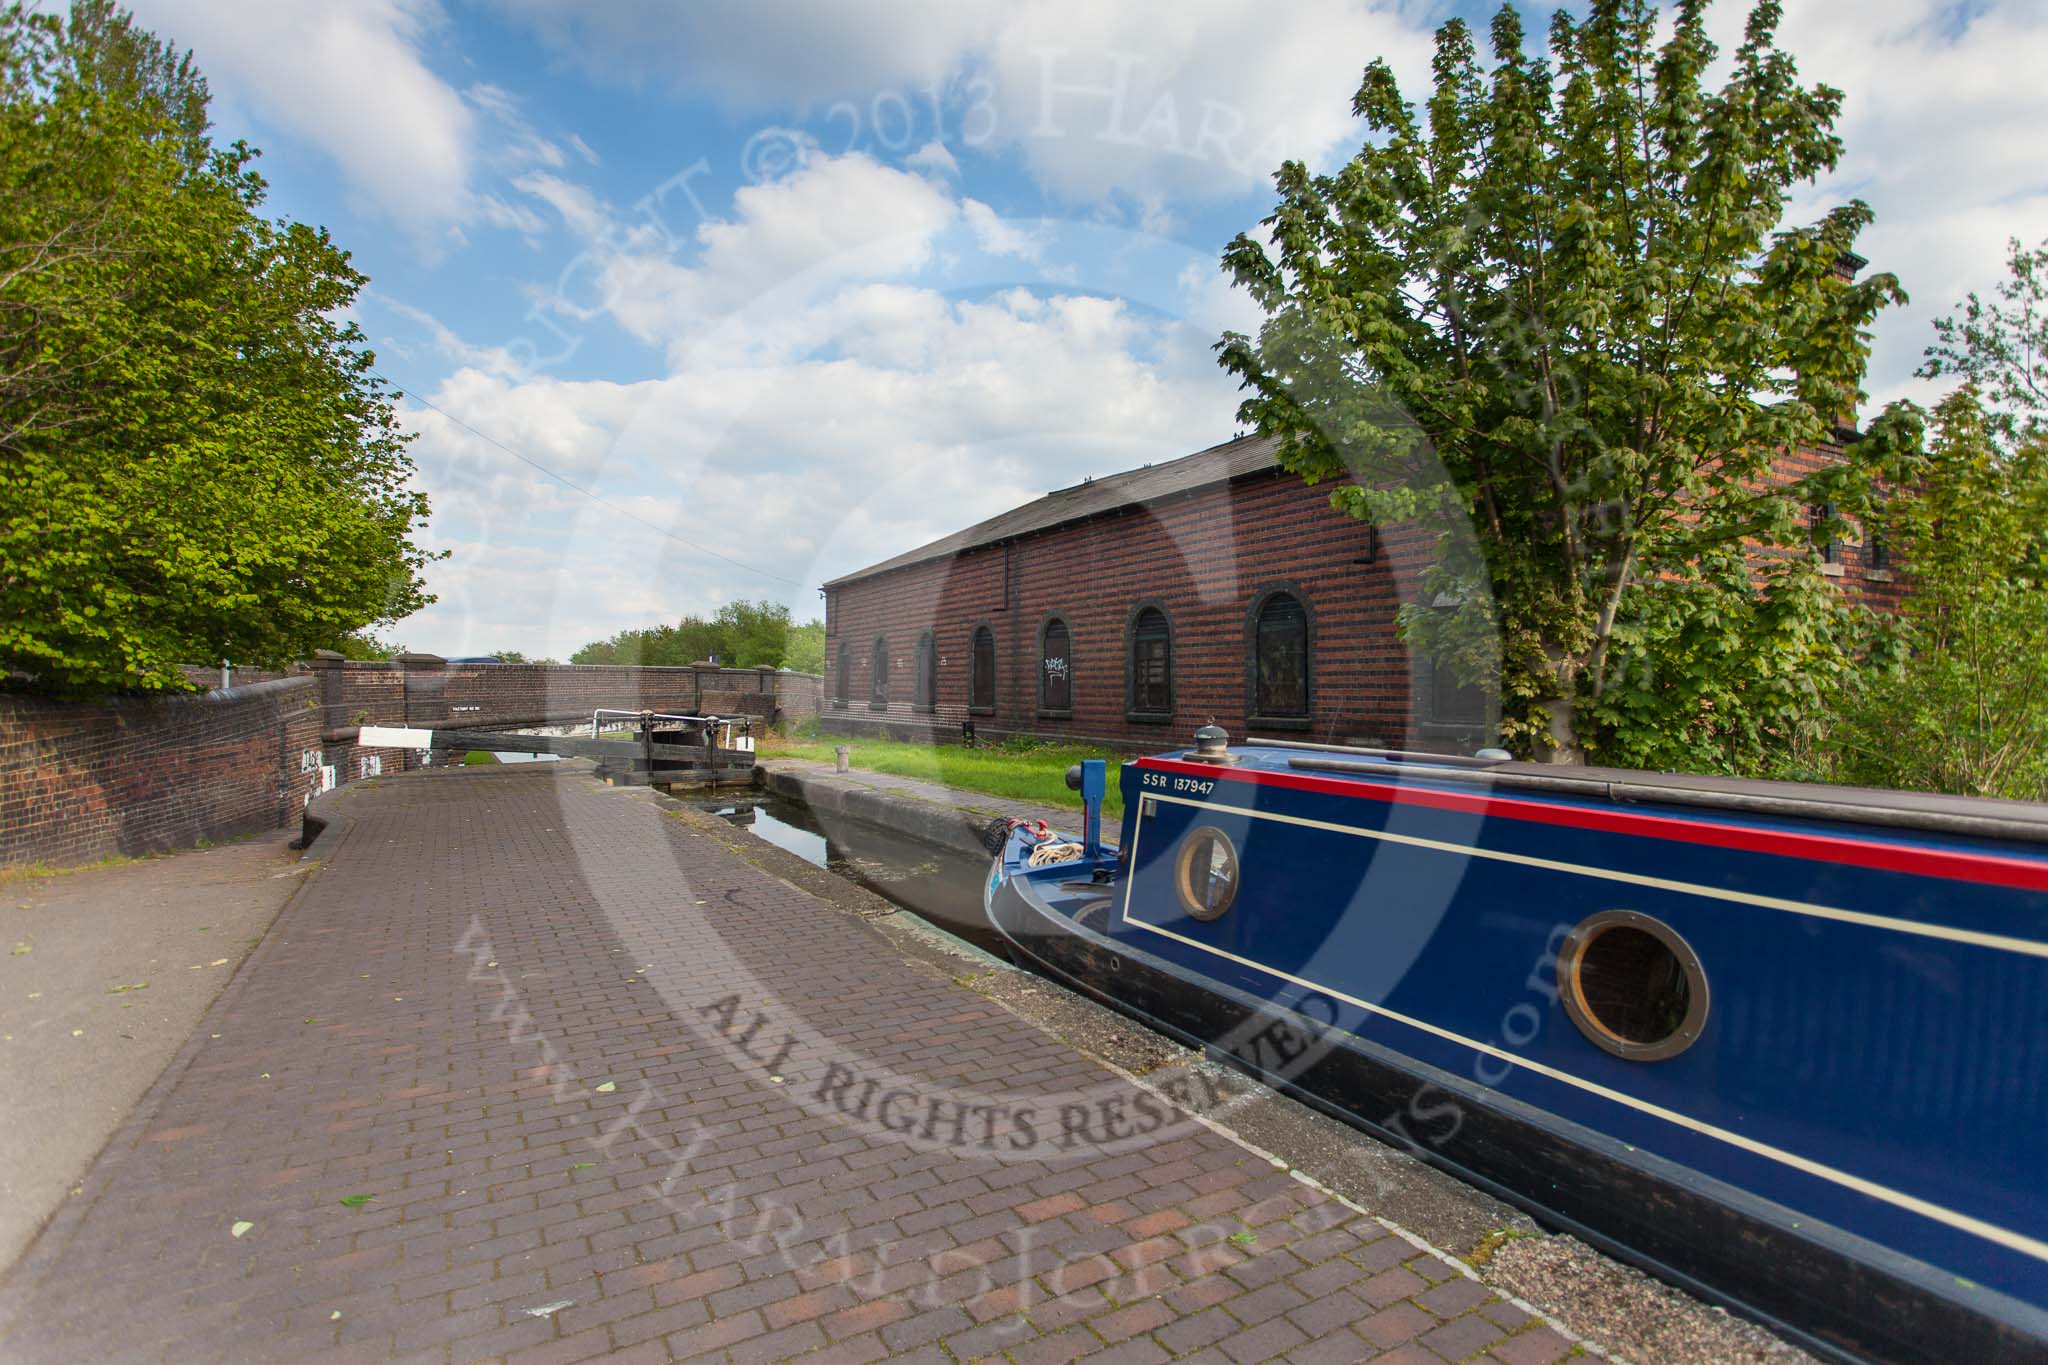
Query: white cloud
371 295 534 382
983 0 1435 204
962 199 1048 264
476 193 548 241
906 139 961 177
512 172 614 242
487 0 1003 109
517 153 962 362
392 151 1243 658
480 0 2045 418
130 1 600 246
398 290 1238 658
1738 0 2048 410
129 0 476 237
491 0 1436 208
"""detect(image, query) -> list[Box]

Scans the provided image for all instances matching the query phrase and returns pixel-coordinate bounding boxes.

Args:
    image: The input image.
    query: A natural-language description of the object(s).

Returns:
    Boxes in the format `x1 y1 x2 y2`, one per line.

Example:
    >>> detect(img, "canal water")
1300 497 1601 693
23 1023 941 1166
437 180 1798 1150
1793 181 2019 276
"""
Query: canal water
695 794 1001 952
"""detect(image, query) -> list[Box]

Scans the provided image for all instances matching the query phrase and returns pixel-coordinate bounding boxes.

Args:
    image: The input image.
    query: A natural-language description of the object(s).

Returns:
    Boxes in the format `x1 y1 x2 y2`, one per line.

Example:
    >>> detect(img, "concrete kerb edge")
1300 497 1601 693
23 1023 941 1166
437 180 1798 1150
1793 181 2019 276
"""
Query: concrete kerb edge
753 760 1065 860
0 807 342 1329
295 781 364 863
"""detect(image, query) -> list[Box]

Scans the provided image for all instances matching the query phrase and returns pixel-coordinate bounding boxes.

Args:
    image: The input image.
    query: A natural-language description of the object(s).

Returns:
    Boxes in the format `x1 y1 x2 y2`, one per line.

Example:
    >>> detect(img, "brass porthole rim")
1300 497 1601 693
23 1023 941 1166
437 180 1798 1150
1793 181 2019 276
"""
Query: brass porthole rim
1558 909 1710 1063
1173 825 1239 922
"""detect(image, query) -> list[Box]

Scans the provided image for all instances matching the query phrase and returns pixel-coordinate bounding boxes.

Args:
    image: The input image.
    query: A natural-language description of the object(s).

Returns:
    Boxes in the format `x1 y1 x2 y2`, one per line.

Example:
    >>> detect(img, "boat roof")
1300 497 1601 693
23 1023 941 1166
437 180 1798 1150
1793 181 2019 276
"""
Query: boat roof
1150 741 2048 848
824 434 1281 588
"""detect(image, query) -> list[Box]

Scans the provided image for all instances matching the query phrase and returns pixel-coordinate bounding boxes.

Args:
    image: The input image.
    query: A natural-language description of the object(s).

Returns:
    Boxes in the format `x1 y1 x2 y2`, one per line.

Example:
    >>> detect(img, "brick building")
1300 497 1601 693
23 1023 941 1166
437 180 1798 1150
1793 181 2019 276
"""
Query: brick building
820 431 1896 753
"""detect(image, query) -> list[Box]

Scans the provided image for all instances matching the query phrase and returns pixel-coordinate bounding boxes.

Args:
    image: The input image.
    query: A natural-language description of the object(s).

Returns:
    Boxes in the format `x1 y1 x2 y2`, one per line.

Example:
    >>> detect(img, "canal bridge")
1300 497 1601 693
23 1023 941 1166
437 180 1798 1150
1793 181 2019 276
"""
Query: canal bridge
298 651 820 795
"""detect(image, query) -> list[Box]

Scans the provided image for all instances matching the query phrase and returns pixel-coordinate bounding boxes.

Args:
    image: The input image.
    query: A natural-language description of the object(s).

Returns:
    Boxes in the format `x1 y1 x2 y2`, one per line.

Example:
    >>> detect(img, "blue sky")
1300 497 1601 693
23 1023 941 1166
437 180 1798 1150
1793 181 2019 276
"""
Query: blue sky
122 0 2048 659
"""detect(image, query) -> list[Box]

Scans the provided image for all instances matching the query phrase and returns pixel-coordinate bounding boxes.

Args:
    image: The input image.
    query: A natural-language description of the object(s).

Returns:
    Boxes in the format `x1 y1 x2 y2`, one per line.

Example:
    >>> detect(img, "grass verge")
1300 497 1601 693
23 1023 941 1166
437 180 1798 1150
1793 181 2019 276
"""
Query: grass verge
758 732 1128 819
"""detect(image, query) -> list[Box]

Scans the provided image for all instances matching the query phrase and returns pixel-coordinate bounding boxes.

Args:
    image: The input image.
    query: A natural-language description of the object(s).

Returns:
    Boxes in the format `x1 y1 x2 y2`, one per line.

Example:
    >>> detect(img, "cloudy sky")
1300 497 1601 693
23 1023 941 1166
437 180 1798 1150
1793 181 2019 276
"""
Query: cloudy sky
125 0 2048 659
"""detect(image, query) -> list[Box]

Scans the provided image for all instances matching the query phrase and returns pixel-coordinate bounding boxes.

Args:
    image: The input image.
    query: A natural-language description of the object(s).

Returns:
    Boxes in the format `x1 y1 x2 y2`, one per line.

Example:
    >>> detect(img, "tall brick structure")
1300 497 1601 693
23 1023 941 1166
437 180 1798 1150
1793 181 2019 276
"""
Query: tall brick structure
821 433 1897 752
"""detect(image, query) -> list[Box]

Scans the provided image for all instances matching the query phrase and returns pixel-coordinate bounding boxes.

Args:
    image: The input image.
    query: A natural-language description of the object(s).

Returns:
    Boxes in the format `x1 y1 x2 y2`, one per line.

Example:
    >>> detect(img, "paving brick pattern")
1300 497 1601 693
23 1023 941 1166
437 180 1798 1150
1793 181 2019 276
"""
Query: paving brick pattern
0 767 1576 1364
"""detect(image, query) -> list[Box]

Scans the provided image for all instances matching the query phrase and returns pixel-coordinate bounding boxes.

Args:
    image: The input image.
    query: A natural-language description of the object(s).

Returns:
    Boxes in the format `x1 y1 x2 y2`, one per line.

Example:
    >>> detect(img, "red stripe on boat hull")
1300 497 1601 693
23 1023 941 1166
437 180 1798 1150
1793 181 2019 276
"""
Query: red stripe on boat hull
1132 757 2048 893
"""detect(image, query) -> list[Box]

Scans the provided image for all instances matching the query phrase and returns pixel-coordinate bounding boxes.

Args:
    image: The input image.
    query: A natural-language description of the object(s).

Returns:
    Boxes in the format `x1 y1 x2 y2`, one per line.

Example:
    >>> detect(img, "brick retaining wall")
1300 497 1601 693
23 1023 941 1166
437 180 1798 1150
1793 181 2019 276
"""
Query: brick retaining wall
0 677 324 868
1 662 825 869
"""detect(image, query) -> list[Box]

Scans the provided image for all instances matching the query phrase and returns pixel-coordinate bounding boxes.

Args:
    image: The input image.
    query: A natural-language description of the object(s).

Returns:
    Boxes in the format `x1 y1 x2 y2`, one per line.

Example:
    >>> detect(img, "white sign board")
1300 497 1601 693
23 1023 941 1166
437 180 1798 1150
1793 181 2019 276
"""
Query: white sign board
357 725 436 749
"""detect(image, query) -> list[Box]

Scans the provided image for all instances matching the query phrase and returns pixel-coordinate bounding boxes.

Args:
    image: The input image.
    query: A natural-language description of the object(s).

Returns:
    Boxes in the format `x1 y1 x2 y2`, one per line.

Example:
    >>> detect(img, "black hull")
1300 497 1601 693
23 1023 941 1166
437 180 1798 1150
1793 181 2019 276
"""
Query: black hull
989 874 2048 1365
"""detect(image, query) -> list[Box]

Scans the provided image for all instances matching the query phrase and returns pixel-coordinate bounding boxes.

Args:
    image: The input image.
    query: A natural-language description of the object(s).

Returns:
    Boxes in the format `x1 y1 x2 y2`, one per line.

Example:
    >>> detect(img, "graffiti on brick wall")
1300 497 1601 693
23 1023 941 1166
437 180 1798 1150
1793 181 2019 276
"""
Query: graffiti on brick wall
359 754 383 779
299 748 338 801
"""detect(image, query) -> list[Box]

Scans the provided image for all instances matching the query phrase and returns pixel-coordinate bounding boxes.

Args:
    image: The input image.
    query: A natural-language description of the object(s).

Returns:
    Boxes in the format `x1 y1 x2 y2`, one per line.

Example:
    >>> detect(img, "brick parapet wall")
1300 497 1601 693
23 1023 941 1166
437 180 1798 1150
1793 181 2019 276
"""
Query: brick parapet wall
312 661 823 735
3 663 824 869
0 677 324 869
175 665 299 690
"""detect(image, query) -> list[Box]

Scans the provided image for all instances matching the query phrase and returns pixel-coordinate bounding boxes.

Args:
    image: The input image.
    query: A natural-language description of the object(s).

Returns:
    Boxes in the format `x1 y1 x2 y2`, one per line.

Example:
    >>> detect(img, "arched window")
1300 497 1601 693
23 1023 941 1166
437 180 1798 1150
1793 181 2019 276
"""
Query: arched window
869 637 889 711
834 642 850 706
969 625 996 712
913 631 937 712
1252 592 1309 719
1128 606 1171 718
1039 618 1072 714
1421 605 1489 730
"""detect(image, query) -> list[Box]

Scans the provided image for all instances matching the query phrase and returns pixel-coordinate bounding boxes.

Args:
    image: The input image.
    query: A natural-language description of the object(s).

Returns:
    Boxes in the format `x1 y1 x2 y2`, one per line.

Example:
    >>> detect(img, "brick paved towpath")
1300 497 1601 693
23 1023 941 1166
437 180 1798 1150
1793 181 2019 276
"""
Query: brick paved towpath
0 765 1579 1365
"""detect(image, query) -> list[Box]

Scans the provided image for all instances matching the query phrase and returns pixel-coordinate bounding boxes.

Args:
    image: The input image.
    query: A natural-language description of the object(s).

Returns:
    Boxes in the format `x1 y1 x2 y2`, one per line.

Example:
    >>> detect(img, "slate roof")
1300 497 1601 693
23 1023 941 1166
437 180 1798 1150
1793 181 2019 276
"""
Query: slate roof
825 433 1282 588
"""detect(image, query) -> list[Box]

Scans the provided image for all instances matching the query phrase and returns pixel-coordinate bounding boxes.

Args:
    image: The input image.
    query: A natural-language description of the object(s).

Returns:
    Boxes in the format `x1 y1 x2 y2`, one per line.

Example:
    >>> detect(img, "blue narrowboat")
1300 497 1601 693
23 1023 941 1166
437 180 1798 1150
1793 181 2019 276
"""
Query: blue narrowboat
985 728 2048 1363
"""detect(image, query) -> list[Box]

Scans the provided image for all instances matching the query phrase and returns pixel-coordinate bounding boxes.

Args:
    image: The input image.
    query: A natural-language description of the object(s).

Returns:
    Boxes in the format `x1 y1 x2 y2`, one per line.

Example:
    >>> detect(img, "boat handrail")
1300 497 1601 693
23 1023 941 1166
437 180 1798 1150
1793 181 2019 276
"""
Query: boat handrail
1247 736 1509 767
1283 754 2048 846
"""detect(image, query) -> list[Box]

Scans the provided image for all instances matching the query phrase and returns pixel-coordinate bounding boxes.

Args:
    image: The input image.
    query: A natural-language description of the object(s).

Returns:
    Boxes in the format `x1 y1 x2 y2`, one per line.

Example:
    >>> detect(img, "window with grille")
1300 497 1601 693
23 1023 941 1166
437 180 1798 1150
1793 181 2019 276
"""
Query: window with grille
1867 507 1892 572
914 632 936 711
1130 607 1170 716
1040 619 1071 713
970 626 995 711
1253 593 1309 717
1811 502 1842 564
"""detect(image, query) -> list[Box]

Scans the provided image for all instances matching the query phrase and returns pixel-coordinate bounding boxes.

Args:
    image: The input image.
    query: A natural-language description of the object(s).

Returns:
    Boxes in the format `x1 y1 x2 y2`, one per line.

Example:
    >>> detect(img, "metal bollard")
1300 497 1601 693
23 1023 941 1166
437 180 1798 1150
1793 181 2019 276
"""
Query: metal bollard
835 745 850 774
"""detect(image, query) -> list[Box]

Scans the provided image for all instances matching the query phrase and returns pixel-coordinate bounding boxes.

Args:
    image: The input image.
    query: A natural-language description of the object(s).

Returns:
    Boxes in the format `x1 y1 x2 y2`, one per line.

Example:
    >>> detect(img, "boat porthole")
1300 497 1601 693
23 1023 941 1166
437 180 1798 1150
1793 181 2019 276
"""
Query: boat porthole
1174 826 1239 922
1557 911 1709 1062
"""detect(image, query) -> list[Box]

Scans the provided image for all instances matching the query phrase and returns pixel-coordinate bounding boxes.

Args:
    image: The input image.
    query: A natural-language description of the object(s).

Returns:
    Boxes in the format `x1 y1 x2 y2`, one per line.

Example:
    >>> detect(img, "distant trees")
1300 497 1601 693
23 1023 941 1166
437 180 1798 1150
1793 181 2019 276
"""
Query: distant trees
1820 393 2048 800
780 619 825 675
1220 0 1918 768
1810 244 2048 801
332 631 403 661
570 600 822 672
0 2 434 695
1918 236 2047 448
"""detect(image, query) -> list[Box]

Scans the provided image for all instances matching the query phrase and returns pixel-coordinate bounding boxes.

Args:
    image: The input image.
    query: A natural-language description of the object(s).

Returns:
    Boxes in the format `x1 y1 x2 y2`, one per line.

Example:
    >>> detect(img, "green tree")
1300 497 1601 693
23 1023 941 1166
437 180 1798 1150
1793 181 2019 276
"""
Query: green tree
781 619 824 674
1825 392 2048 800
708 600 790 668
568 600 800 669
0 1 434 695
1219 0 1918 766
1919 236 2047 448
333 630 402 661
